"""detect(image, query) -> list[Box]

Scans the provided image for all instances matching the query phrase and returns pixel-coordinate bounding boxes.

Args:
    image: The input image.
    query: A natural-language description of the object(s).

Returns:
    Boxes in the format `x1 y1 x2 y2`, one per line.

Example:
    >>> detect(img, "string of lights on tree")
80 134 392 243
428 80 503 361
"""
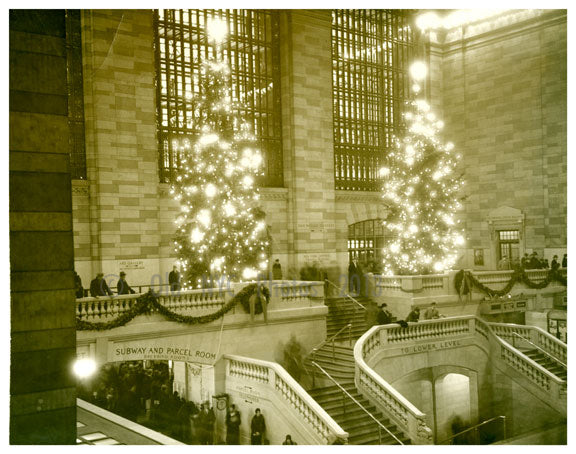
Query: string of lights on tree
170 18 270 288
379 62 465 275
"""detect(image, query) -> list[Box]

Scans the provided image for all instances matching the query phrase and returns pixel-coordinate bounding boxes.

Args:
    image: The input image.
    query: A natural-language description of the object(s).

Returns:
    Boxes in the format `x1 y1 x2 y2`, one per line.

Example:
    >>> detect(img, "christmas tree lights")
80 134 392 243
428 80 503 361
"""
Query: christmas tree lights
171 20 270 288
380 75 465 275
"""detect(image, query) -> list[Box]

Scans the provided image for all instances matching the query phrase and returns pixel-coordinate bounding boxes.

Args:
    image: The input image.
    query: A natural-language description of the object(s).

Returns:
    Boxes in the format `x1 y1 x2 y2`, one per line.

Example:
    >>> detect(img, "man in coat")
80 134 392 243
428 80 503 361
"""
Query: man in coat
117 271 136 295
90 272 113 297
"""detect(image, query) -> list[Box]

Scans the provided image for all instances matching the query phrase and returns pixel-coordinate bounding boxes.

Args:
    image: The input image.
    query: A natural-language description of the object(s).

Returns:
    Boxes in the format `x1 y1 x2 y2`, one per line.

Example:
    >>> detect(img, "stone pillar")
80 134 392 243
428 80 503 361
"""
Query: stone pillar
9 10 77 444
279 10 337 276
81 10 160 285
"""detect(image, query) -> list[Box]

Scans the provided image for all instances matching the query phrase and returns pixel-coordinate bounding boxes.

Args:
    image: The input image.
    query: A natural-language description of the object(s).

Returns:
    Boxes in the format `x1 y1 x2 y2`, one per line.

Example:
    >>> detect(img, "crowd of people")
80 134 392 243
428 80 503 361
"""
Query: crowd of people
78 360 296 445
498 252 567 271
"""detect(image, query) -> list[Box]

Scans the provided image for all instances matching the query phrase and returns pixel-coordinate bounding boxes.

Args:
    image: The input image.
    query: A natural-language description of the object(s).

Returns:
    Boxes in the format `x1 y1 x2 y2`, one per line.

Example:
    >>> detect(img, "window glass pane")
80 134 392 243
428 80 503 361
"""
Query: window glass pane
155 9 283 186
332 10 416 191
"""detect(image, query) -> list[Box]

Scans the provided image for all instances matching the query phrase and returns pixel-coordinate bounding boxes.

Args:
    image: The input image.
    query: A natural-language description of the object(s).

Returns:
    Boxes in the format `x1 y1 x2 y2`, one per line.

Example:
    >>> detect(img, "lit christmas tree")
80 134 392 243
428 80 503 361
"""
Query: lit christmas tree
171 19 270 288
379 65 465 275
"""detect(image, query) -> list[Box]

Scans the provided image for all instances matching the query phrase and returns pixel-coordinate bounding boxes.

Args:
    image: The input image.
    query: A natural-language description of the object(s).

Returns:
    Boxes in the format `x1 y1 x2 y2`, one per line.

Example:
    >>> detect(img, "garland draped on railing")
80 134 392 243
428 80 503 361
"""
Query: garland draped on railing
77 284 270 331
454 268 567 298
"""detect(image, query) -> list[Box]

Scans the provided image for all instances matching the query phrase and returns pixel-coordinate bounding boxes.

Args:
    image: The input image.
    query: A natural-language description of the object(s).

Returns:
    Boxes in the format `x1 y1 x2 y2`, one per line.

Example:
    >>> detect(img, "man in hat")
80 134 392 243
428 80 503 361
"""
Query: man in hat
117 271 136 295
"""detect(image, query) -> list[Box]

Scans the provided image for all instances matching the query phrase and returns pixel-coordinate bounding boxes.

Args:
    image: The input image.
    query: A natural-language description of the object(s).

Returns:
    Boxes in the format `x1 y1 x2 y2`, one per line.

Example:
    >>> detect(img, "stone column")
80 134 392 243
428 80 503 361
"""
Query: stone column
9 10 77 444
279 10 337 277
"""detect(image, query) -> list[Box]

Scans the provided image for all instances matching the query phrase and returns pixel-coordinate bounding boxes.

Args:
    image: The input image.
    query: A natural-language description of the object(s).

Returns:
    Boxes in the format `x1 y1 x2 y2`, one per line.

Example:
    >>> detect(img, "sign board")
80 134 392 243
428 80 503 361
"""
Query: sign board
234 384 261 404
119 259 145 270
109 337 218 365
400 339 462 355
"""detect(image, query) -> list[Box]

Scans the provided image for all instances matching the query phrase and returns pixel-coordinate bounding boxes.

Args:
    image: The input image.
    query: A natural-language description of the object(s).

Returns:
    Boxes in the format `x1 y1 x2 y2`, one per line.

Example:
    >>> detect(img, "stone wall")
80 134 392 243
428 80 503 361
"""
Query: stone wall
9 10 77 444
78 9 160 281
429 10 567 269
73 9 567 285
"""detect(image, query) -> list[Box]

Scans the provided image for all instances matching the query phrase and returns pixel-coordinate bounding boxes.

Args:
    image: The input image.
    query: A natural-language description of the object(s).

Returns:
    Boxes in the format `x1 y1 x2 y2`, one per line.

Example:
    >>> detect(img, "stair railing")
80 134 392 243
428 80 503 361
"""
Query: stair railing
511 331 567 369
311 361 404 445
436 415 507 445
309 323 353 388
324 278 367 310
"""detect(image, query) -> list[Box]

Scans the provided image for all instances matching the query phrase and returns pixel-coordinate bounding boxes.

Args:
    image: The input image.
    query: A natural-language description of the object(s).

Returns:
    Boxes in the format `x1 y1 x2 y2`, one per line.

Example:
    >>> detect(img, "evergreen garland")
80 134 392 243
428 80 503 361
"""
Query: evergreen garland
77 284 270 331
454 268 566 298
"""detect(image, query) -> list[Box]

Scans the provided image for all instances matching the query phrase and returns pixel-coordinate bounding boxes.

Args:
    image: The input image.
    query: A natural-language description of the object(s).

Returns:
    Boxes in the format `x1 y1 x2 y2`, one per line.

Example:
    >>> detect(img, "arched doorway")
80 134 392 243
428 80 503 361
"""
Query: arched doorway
347 219 389 272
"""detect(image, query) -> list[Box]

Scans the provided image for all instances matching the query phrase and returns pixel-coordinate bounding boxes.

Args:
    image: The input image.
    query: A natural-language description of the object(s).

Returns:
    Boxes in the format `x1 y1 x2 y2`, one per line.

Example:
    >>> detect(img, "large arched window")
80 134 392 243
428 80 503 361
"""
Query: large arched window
332 10 416 191
348 219 391 267
154 9 283 187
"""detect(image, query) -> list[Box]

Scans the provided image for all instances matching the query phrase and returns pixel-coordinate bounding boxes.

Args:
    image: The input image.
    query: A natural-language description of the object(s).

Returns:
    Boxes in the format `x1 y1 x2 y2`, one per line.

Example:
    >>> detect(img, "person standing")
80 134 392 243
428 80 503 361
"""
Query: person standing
169 265 181 291
250 408 266 445
74 271 84 298
497 255 510 270
562 254 567 268
226 404 242 445
249 285 268 323
90 273 113 297
551 255 560 271
117 271 136 295
348 260 359 294
272 259 283 280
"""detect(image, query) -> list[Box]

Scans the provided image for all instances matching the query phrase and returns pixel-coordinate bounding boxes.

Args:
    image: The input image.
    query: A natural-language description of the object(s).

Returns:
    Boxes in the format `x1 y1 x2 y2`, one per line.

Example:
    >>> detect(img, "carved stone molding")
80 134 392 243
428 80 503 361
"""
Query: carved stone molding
260 188 288 201
335 190 383 204
72 182 89 195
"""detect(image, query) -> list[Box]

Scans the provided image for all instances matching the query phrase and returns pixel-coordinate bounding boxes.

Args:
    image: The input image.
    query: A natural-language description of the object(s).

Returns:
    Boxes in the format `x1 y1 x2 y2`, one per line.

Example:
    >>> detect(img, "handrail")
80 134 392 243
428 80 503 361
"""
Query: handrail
436 415 507 445
312 323 353 354
225 354 348 444
311 361 404 445
511 332 567 369
324 279 366 310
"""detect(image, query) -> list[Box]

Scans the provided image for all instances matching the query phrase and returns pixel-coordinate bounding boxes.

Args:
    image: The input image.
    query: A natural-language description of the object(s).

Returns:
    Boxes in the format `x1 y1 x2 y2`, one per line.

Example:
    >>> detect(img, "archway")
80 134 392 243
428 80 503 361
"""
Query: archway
434 372 471 443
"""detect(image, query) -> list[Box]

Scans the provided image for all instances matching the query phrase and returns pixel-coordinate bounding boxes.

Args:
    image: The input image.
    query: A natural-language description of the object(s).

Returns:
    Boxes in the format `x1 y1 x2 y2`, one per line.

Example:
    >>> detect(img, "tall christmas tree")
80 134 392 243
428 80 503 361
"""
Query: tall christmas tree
171 19 270 288
379 78 465 275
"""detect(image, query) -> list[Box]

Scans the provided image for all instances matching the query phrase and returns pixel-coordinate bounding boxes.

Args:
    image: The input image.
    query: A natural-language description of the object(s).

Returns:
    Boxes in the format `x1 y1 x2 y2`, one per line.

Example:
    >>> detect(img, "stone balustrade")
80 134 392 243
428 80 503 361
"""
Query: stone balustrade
488 322 567 364
372 268 566 299
354 315 567 443
76 280 325 322
224 354 348 444
354 327 434 445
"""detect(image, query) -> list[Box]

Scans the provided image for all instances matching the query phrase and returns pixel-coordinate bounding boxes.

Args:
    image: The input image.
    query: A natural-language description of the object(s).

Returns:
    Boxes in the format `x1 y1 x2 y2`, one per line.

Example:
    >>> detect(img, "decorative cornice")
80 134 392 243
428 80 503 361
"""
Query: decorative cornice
72 181 89 195
260 188 288 202
335 190 383 204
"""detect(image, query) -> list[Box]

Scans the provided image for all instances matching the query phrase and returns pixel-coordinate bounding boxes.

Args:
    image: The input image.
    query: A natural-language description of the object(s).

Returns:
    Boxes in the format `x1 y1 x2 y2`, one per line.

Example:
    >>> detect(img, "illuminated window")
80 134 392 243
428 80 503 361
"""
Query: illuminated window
154 9 283 186
348 219 391 267
332 10 416 191
498 230 519 261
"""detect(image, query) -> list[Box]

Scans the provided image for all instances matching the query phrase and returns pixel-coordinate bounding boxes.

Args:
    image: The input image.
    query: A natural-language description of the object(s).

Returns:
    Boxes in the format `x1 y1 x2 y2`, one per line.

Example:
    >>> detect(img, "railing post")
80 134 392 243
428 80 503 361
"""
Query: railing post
378 426 382 444
502 417 507 441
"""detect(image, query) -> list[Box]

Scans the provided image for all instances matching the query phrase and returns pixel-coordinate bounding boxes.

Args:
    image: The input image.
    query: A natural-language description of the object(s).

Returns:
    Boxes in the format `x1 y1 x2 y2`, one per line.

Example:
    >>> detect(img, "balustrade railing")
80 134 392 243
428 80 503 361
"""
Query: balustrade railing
354 329 434 444
384 317 473 344
76 280 325 322
374 276 402 290
354 316 567 444
421 275 445 289
225 354 348 445
475 319 566 399
487 322 567 365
